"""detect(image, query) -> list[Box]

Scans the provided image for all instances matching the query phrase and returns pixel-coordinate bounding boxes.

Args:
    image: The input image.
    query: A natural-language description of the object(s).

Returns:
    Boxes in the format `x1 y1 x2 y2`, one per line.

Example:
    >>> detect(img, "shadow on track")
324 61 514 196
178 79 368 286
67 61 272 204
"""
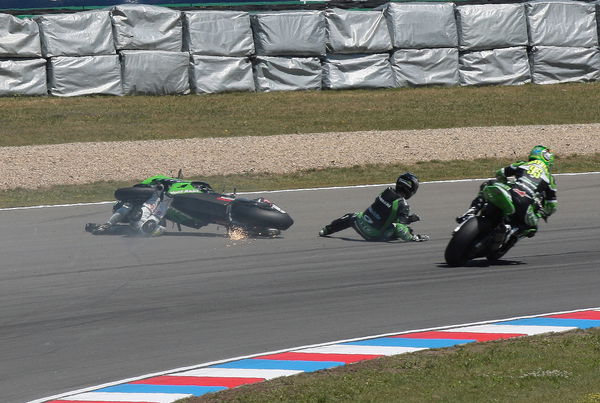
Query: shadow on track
437 259 525 268
84 224 229 238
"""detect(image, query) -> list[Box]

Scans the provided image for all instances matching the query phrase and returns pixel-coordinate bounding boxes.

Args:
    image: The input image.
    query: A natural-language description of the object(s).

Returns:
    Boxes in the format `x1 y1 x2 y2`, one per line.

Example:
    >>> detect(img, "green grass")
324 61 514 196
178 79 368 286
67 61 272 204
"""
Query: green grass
1 153 598 208
2 82 600 146
183 328 600 403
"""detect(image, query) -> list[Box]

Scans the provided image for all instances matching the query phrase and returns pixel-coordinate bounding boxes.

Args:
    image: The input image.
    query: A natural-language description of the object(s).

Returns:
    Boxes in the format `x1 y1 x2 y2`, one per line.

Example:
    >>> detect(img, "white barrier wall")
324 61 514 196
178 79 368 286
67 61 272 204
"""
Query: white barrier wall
381 2 460 87
526 0 600 84
530 46 600 84
382 2 458 49
36 10 115 57
455 4 531 85
183 10 254 57
456 4 528 51
111 4 183 51
391 48 459 87
253 56 322 92
322 8 392 89
323 53 394 89
526 0 598 47
0 14 42 57
325 8 391 54
0 58 47 96
48 55 122 96
190 55 255 93
0 14 46 96
250 11 326 57
121 50 190 95
459 47 531 86
35 10 122 96
1 1 600 96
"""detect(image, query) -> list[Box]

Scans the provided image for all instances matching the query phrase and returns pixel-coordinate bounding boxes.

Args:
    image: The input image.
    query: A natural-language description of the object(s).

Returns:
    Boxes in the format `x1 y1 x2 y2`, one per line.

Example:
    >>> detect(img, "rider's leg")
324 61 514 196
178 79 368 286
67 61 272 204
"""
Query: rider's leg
392 223 415 241
521 204 540 238
456 196 485 223
132 192 173 236
319 213 355 236
106 203 133 226
456 180 496 223
512 194 539 238
85 202 134 234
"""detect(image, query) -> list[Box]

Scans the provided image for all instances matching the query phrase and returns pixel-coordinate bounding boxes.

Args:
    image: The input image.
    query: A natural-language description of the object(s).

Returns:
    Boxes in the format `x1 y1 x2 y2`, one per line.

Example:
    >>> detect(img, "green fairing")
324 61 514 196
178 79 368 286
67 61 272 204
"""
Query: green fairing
140 175 175 185
482 182 516 216
138 175 209 228
139 175 204 195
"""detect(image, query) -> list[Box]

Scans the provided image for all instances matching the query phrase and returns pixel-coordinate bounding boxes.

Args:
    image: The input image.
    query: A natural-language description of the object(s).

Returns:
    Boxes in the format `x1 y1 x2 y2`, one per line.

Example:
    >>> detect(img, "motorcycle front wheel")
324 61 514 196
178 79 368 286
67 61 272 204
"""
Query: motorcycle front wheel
229 199 293 231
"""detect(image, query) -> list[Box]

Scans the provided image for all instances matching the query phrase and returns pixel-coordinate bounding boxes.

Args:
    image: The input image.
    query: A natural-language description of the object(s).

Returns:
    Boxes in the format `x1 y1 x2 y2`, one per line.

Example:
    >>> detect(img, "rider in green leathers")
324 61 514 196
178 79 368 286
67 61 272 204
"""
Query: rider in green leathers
456 145 558 237
319 172 430 242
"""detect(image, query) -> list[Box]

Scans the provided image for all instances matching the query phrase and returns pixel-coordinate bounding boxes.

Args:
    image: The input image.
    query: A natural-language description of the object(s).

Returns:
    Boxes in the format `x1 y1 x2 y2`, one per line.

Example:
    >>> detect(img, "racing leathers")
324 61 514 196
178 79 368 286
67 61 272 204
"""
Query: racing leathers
319 187 429 242
457 160 557 237
86 175 177 236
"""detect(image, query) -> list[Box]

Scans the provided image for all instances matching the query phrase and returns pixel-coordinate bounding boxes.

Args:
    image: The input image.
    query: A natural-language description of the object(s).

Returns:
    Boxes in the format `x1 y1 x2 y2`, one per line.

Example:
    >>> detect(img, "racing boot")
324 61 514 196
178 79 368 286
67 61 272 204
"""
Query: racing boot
150 225 166 237
456 207 478 224
319 225 332 237
520 227 538 238
85 223 112 235
456 196 486 223
319 214 354 237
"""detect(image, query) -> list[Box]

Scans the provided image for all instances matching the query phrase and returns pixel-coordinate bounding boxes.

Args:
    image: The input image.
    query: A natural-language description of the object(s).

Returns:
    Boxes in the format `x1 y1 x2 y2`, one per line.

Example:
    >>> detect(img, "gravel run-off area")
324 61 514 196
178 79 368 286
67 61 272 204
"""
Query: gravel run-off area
2 124 600 190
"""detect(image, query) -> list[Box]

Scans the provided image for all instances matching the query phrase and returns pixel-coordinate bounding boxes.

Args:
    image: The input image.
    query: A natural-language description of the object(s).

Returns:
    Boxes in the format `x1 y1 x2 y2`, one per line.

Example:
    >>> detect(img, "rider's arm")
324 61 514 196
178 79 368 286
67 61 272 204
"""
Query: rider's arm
393 200 428 241
543 198 558 217
496 162 523 183
394 199 417 224
542 175 558 217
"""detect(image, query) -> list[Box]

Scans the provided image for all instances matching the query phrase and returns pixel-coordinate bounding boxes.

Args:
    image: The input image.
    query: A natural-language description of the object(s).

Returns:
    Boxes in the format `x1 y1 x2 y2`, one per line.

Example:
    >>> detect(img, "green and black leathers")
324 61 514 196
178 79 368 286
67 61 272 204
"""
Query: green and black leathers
322 187 426 242
496 160 558 218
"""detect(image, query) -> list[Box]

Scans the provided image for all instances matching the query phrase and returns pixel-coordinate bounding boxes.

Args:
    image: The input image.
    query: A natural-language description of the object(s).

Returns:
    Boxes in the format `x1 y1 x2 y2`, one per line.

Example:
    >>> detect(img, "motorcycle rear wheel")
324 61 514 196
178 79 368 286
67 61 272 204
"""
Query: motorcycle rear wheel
114 185 155 203
444 216 493 267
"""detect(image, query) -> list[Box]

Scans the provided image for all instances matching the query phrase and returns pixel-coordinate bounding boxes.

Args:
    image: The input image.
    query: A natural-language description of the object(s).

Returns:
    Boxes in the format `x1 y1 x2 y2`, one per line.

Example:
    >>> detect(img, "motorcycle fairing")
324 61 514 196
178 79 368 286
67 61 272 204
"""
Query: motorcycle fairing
482 182 515 216
171 192 231 225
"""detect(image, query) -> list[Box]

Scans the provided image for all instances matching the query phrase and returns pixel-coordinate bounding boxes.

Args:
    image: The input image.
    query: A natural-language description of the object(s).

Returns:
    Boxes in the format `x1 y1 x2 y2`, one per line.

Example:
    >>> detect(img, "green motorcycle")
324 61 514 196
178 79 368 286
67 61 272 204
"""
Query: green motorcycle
444 181 546 267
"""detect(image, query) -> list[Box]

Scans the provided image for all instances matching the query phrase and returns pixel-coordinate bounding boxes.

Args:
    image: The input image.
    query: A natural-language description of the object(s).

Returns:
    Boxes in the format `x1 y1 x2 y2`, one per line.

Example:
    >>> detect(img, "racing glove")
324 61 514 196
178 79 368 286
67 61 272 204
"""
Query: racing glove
413 234 430 242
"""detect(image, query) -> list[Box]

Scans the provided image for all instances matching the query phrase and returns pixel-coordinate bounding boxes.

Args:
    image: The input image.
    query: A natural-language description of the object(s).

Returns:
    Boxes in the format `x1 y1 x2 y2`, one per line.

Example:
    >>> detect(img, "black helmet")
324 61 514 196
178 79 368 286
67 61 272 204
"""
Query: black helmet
396 172 419 199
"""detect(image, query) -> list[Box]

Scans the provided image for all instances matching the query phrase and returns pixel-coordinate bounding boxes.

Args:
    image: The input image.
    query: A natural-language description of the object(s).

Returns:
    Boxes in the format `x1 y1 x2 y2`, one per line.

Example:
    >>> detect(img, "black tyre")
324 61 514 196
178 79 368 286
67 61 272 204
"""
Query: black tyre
444 217 492 267
114 185 154 203
230 198 293 230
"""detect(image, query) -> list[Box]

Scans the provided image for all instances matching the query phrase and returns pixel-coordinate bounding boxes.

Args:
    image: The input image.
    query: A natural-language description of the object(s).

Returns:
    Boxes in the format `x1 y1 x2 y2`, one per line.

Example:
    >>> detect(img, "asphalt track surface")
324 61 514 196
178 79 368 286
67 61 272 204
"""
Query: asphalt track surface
1 174 598 403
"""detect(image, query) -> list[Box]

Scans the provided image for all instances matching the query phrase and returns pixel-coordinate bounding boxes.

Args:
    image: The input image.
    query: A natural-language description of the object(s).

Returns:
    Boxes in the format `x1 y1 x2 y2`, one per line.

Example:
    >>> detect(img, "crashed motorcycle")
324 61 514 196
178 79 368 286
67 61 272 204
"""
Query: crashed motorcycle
85 175 294 237
444 181 546 267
